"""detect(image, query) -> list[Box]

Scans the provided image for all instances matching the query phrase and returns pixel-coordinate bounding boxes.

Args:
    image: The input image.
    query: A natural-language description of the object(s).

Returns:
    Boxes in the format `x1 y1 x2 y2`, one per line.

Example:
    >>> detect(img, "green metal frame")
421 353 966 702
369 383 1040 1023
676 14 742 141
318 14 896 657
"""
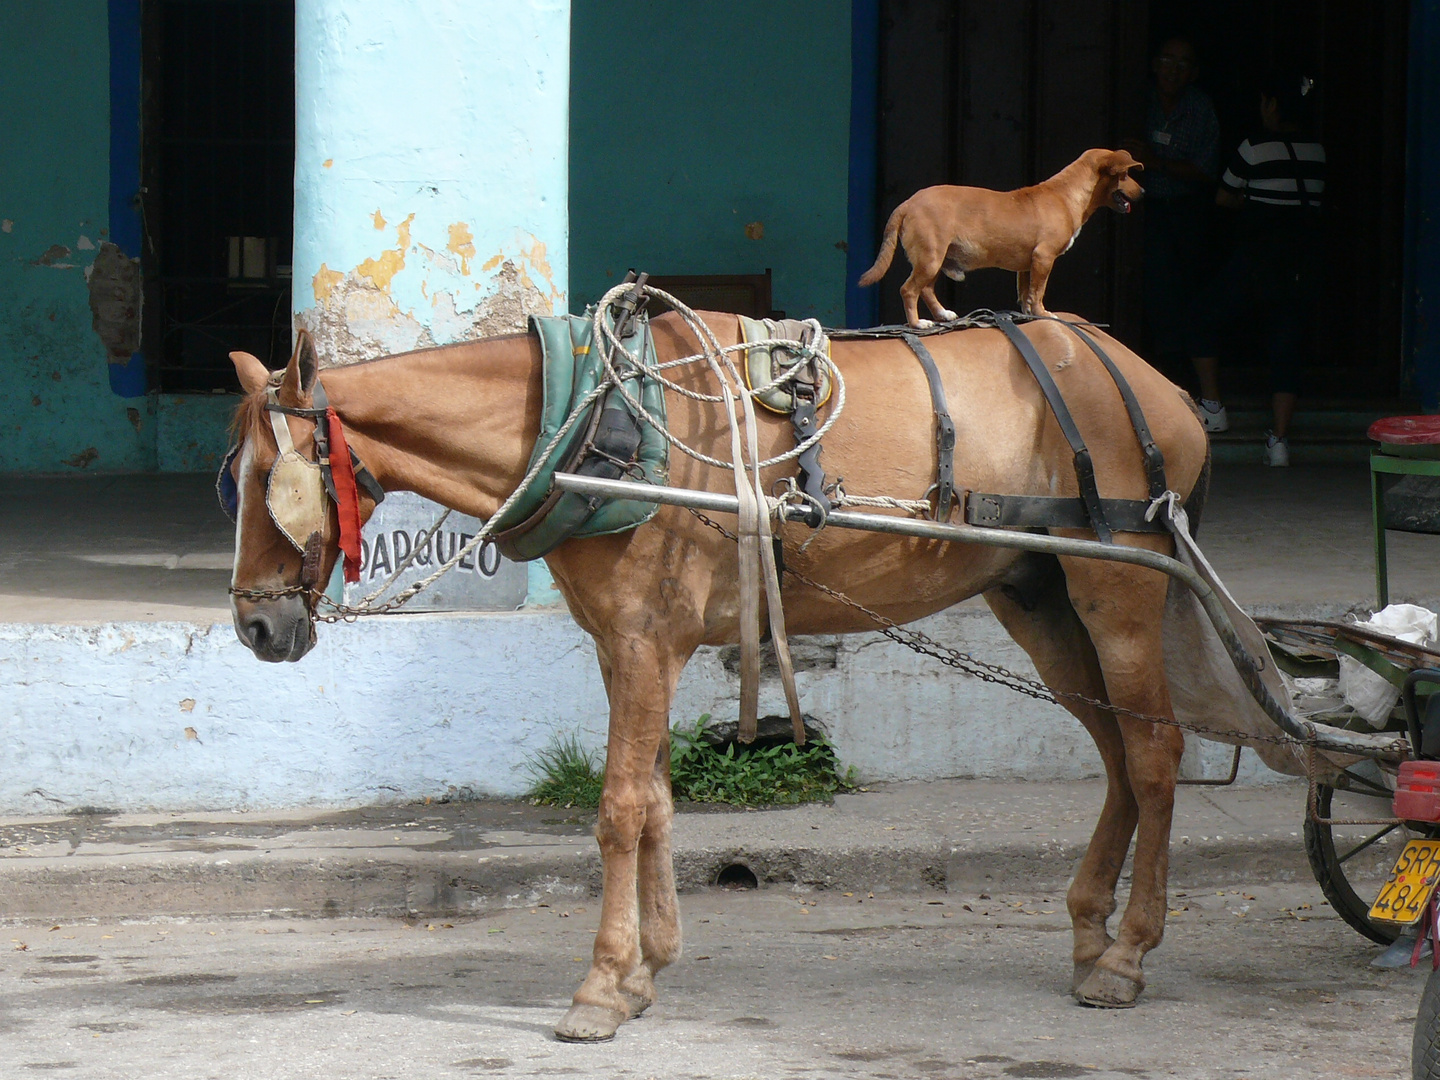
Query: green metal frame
1370 448 1440 607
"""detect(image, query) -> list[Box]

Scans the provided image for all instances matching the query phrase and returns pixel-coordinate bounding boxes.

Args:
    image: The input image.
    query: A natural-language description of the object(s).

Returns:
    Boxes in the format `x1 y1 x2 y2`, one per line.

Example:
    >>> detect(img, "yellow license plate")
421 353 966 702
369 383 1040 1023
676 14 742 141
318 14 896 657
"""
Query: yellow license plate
1370 839 1440 925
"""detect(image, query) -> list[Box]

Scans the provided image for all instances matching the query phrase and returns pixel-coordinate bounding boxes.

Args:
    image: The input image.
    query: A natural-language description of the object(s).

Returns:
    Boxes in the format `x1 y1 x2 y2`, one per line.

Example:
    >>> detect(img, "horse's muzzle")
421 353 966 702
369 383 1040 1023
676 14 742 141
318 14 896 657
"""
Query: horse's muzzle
234 598 315 662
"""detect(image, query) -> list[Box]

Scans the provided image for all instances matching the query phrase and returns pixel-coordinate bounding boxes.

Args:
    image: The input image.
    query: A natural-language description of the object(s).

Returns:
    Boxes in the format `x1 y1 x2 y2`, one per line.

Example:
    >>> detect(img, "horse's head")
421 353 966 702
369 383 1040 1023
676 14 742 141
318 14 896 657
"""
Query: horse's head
221 333 341 662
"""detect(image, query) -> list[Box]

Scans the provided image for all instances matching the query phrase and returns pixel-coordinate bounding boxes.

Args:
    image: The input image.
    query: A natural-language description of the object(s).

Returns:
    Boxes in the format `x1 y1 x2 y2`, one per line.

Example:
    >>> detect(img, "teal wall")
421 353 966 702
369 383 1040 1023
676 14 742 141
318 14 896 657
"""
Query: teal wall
569 1 853 326
0 2 157 472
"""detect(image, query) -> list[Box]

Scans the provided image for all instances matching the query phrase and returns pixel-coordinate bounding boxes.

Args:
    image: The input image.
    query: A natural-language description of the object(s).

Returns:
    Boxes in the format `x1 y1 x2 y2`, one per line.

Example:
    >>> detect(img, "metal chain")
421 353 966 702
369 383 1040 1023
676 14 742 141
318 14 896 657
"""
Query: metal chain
686 507 1306 748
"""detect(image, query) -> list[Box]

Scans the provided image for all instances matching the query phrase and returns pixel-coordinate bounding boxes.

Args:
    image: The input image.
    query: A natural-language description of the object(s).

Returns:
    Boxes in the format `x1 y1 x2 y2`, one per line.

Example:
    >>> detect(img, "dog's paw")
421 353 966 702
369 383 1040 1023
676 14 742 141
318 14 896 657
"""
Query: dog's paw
936 308 958 322
912 318 935 330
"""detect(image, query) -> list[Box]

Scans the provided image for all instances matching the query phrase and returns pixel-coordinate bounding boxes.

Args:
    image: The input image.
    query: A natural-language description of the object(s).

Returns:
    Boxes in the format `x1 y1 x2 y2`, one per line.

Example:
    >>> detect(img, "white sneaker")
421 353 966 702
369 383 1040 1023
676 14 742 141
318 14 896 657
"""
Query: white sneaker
1265 432 1290 467
1199 399 1229 433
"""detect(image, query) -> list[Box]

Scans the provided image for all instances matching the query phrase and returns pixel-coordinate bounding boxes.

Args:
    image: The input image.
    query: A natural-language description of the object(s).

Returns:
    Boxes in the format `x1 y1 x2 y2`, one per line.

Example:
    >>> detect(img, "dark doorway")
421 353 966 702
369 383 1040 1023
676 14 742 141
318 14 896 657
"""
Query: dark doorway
874 0 1150 333
873 0 1409 405
141 0 295 392
1146 0 1409 404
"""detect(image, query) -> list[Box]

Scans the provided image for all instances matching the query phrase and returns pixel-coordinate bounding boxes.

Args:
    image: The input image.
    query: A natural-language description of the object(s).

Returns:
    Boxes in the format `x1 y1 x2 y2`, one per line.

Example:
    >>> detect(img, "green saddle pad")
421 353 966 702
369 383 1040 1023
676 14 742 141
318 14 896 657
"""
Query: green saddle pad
490 311 668 561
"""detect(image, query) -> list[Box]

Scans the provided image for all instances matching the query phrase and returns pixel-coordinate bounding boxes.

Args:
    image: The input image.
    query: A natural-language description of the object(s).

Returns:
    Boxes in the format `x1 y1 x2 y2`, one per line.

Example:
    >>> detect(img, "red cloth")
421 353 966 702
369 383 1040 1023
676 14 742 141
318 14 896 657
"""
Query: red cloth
326 408 364 583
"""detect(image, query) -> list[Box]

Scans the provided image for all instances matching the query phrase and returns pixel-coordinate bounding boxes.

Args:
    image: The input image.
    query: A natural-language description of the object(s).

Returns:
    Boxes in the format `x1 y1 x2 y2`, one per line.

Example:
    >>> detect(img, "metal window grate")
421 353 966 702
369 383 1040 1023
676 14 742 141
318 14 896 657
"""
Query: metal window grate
142 0 295 392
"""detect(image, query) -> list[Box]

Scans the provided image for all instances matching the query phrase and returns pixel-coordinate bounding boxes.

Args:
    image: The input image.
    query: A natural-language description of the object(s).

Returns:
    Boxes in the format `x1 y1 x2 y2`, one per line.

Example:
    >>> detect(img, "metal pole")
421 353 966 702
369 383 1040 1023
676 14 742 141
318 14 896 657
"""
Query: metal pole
550 471 1407 760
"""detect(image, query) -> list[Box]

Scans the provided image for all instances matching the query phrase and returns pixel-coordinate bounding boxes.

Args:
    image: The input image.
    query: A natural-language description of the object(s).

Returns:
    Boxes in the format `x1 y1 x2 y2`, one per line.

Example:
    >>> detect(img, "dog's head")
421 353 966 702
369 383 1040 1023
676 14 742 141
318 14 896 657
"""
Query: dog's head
1095 149 1144 214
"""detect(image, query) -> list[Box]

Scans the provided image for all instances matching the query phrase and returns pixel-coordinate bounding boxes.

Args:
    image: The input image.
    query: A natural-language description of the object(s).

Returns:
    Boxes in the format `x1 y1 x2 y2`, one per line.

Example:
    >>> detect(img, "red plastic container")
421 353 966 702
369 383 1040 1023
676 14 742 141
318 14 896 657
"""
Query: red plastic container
1394 760 1440 822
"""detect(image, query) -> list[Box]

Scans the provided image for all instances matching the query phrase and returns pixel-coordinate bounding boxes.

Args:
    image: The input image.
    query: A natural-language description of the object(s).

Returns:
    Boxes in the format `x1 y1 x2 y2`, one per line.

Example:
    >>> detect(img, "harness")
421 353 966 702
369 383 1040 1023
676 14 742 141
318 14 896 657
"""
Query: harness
219 363 385 594
831 311 1170 540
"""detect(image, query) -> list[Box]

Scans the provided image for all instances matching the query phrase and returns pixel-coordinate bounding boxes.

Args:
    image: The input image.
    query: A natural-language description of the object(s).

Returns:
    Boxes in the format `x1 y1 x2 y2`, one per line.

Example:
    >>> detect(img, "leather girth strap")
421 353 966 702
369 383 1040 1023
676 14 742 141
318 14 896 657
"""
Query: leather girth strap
899 333 957 520
993 313 1114 543
965 492 1167 533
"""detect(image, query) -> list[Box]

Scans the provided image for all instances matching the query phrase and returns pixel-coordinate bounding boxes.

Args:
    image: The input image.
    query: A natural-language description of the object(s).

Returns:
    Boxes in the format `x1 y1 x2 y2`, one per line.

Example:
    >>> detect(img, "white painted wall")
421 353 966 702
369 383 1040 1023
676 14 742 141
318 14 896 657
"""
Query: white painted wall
0 606 1269 813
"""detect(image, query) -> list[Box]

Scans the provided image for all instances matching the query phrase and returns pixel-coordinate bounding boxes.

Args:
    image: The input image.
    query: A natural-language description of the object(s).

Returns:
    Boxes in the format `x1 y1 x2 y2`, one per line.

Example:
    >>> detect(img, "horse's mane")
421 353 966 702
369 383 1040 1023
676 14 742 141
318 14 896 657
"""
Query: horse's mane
228 390 269 443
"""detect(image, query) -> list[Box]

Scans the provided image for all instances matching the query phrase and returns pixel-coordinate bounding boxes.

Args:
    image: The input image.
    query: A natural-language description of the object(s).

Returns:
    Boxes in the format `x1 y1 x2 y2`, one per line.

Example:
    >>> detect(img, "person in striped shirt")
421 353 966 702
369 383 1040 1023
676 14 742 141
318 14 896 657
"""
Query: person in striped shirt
1188 69 1326 466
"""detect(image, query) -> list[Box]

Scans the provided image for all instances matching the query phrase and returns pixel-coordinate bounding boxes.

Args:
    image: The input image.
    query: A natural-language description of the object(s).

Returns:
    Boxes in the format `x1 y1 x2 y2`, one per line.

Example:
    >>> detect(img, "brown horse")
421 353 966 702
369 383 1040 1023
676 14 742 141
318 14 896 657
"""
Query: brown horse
226 311 1207 1040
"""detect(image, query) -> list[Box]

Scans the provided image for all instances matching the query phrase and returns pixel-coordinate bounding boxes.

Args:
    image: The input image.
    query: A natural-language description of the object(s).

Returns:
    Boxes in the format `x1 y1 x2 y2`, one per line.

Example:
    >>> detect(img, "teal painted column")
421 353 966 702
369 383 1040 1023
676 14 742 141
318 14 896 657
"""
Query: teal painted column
293 0 569 360
293 0 569 605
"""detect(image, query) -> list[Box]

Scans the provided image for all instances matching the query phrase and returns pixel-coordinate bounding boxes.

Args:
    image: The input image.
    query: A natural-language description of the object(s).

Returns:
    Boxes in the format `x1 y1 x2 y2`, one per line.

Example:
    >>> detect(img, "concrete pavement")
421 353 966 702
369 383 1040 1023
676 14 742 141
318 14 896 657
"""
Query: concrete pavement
0 882 1418 1079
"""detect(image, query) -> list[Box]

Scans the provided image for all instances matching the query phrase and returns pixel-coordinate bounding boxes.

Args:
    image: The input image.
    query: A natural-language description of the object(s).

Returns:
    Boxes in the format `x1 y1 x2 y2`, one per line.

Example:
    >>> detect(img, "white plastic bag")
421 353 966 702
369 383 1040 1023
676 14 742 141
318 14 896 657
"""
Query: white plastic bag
1338 603 1439 727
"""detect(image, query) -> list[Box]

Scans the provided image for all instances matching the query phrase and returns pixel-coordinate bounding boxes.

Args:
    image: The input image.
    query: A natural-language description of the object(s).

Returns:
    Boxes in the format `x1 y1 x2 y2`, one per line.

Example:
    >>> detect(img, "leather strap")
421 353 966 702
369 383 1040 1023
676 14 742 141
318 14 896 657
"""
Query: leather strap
309 380 385 506
994 313 1113 543
900 333 957 520
1047 320 1167 500
965 492 1168 533
789 384 831 525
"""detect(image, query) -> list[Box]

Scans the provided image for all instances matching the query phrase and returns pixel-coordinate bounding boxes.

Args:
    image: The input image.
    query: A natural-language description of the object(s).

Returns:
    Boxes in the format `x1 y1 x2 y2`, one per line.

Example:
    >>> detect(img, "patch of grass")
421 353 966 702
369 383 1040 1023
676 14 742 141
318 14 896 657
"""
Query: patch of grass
524 719 856 809
668 716 856 807
524 733 605 809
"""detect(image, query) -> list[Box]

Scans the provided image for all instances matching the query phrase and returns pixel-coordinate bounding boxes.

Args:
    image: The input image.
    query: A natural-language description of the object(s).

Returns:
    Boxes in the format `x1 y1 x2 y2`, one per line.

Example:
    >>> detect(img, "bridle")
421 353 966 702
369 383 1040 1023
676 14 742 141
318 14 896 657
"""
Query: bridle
222 375 384 606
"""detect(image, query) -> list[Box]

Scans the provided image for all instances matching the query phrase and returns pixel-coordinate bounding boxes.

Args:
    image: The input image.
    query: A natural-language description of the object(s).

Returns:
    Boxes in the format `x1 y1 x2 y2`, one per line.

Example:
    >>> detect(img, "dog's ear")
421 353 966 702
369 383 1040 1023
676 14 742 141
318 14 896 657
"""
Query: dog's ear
1108 149 1143 175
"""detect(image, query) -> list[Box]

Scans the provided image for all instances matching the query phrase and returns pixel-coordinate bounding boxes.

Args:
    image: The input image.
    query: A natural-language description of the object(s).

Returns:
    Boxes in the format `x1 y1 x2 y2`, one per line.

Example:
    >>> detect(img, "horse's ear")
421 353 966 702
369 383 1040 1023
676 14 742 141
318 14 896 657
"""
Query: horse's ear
230 351 271 394
278 331 320 404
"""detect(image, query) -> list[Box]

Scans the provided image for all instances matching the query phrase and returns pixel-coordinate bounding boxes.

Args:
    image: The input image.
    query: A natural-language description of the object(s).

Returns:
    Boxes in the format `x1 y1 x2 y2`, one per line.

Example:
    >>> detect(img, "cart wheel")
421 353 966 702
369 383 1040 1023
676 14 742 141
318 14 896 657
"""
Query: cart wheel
1304 781 1405 945
1415 964 1440 1079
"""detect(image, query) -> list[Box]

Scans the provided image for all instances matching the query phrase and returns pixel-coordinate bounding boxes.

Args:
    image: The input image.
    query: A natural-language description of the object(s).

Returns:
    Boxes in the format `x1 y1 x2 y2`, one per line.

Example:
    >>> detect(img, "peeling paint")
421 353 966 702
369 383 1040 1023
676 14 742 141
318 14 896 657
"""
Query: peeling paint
447 222 475 274
63 447 99 468
75 235 94 251
33 244 73 267
298 214 555 365
298 257 550 367
86 242 141 363
1 219 12 233
372 210 386 230
312 263 343 304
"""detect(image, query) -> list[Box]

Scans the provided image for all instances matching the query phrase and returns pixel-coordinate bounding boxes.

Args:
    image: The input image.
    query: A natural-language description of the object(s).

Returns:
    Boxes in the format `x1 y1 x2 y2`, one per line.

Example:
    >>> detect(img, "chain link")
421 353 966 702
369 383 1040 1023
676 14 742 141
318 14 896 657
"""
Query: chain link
687 507 1306 748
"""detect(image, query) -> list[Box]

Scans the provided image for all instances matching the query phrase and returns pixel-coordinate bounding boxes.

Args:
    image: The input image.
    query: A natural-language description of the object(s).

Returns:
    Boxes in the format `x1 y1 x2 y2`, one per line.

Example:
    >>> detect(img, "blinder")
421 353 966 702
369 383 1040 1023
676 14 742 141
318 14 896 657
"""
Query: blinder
216 444 241 523
263 388 330 553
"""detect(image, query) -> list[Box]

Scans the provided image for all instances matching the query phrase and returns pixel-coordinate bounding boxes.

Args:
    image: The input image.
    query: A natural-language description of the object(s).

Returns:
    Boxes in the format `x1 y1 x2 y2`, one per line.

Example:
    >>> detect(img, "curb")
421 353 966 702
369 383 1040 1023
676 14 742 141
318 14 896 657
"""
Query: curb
0 832 1316 923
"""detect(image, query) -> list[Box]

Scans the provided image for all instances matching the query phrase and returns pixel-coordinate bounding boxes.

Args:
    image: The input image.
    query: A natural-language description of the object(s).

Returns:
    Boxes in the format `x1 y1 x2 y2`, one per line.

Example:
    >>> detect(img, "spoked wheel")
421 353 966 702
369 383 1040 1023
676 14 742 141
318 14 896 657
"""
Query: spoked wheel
1417 964 1440 1079
1305 769 1423 946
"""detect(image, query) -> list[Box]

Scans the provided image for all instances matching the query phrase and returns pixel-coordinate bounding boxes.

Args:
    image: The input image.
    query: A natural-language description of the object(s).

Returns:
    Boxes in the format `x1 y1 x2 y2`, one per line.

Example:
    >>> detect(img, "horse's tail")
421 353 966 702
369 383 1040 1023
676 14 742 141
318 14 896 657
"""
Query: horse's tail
858 205 904 287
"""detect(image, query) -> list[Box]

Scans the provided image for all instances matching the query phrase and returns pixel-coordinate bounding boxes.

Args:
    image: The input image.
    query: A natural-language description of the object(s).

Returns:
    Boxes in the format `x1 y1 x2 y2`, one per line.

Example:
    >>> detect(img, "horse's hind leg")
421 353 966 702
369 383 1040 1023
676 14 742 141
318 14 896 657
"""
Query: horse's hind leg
1059 549 1184 1008
984 556 1138 995
619 737 681 1016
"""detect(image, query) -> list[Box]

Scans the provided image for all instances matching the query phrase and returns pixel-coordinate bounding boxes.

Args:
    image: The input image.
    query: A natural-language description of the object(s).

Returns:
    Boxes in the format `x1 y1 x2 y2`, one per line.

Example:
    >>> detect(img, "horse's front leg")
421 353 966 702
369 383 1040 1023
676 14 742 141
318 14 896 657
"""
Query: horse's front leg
620 736 680 1017
556 630 687 1042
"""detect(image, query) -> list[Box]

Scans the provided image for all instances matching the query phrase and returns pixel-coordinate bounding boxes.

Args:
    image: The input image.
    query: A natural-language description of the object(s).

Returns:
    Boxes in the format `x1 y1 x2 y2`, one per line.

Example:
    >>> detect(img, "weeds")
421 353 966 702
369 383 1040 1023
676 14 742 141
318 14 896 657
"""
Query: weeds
669 716 855 806
523 733 605 809
525 719 855 809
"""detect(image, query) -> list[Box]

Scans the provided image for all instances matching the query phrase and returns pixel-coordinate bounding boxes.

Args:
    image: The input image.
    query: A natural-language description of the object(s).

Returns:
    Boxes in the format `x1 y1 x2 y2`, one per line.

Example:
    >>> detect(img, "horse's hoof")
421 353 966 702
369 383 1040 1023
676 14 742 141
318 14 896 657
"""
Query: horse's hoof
1074 965 1143 1009
554 1003 626 1042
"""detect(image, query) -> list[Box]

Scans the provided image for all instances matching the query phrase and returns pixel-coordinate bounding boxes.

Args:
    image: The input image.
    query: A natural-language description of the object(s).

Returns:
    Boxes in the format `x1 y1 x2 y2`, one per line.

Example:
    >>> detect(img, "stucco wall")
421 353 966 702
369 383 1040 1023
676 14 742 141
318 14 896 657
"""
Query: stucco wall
568 0 853 324
0 607 1265 814
0 1 155 473
292 0 570 362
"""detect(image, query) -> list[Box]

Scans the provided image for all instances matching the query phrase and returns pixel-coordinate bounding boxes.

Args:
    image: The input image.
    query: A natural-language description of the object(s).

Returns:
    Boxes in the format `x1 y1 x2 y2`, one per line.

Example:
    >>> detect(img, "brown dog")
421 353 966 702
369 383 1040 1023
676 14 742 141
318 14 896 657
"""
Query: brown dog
859 148 1144 327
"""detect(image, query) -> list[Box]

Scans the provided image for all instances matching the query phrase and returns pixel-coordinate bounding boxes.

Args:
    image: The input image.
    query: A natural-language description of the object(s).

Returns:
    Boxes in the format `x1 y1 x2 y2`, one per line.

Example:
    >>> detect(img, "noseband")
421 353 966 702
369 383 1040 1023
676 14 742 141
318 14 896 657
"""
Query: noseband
225 378 384 605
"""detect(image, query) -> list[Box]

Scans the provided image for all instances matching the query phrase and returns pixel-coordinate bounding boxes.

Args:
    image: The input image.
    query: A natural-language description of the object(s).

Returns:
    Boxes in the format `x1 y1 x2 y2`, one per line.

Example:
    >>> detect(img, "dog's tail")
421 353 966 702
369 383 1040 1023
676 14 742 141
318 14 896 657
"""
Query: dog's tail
857 206 904 287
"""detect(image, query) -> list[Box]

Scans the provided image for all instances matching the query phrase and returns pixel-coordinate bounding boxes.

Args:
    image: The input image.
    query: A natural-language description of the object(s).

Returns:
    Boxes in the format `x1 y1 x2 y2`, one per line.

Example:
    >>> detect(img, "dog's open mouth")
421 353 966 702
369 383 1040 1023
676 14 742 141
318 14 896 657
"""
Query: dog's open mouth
1112 191 1135 214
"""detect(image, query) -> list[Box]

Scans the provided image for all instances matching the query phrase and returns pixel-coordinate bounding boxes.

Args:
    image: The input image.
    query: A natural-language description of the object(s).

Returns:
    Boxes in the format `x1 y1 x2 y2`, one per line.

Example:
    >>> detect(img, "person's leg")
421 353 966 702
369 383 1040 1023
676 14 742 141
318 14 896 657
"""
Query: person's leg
1187 244 1251 430
1193 356 1223 403
1272 391 1297 438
